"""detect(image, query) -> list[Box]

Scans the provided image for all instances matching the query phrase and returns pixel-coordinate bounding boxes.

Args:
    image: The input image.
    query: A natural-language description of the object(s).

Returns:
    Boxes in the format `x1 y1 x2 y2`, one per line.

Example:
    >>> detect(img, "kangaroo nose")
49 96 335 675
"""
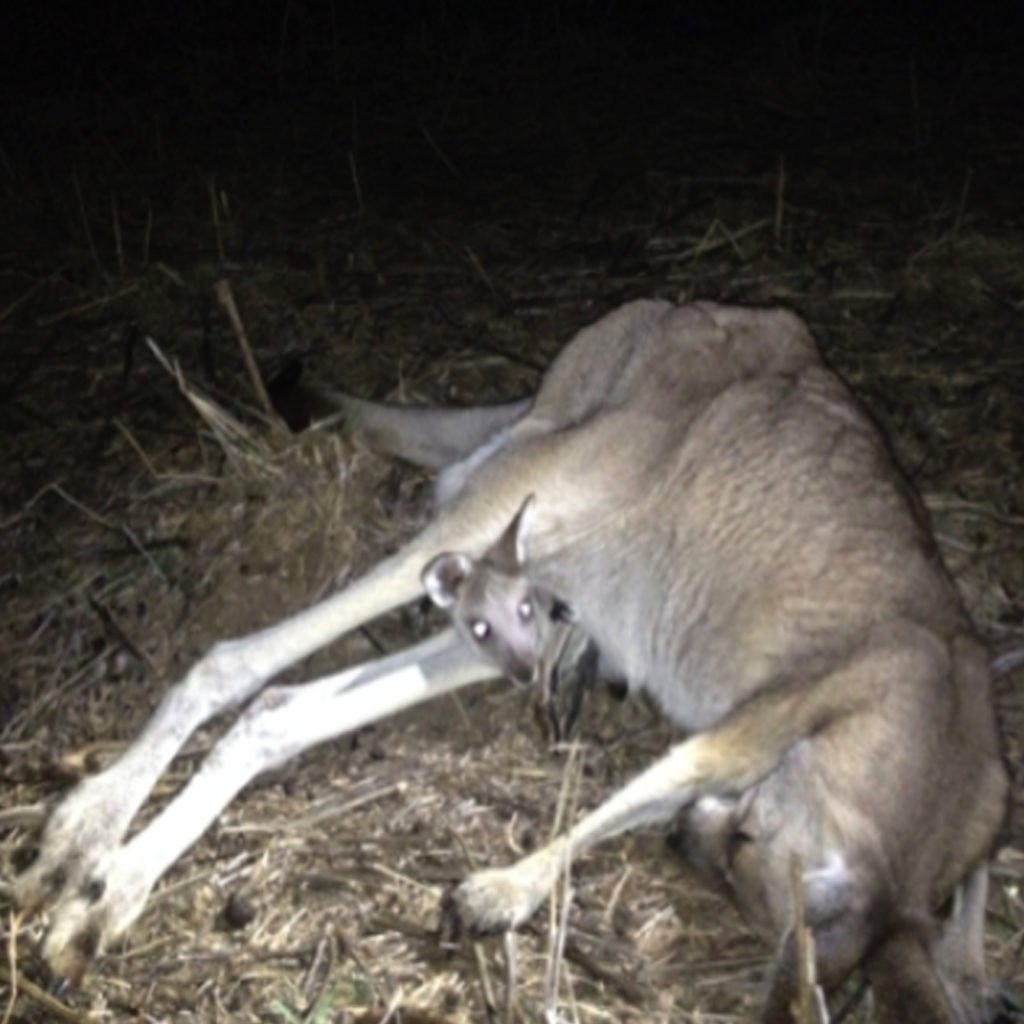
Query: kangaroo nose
507 657 536 687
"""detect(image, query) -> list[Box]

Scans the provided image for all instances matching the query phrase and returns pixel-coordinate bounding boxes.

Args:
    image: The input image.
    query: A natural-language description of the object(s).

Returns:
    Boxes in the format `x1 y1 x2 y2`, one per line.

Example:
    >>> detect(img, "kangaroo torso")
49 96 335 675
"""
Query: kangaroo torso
432 301 1005 962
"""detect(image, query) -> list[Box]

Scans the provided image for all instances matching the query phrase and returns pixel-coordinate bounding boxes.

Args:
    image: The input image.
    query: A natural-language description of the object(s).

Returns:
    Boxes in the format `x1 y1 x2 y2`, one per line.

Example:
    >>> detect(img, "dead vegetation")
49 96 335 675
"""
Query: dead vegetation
1 8 1023 1023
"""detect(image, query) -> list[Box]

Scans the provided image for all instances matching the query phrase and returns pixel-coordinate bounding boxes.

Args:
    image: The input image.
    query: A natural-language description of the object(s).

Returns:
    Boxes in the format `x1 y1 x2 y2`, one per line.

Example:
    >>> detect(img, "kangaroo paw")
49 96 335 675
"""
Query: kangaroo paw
443 846 561 938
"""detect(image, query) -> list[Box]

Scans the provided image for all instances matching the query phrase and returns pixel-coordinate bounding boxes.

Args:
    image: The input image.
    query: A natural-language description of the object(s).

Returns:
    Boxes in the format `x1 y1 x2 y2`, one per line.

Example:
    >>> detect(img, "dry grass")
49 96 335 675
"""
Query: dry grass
1 12 1023 1024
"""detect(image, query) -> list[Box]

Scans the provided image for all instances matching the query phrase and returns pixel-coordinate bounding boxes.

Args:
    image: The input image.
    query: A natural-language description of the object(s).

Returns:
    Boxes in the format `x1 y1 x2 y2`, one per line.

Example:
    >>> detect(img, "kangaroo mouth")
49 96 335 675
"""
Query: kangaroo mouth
509 665 537 687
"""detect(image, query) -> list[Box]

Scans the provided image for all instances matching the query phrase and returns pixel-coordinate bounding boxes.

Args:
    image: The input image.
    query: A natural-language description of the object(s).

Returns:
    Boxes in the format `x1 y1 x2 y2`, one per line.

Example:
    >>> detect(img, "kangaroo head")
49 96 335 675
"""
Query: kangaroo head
422 496 552 685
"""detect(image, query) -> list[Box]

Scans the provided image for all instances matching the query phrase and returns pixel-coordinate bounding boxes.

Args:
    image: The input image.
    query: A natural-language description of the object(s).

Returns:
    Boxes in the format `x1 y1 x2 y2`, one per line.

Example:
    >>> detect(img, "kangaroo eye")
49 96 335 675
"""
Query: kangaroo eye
517 599 533 622
471 619 490 641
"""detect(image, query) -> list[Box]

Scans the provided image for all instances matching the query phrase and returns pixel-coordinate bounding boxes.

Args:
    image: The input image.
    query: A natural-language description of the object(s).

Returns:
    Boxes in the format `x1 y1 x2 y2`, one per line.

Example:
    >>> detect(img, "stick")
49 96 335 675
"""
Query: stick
214 278 284 428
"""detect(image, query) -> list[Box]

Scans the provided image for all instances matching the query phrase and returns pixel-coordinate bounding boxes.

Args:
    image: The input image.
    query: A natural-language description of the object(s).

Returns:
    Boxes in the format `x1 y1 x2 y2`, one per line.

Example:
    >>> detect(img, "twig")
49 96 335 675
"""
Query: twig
993 647 1024 679
46 483 167 582
543 740 583 1018
222 782 409 832
716 218 750 261
376 987 406 1024
558 934 646 1005
501 931 518 1024
87 594 156 671
47 482 115 531
208 177 226 263
774 155 786 249
72 168 103 277
154 261 184 286
465 246 497 294
146 336 279 475
300 928 336 1007
0 804 47 829
909 54 921 146
419 124 463 181
952 167 973 237
789 856 829 1024
544 876 574 1022
445 689 475 733
348 98 362 213
601 865 631 931
143 200 153 266
0 481 160 582
2 648 110 741
339 929 383 1007
348 150 364 214
923 494 1024 526
446 817 479 872
35 284 139 327
0 963 94 1023
472 942 499 1021
549 738 582 840
0 275 53 325
368 863 439 896
1 911 19 1024
652 217 772 266
214 278 283 427
111 194 125 275
114 419 162 479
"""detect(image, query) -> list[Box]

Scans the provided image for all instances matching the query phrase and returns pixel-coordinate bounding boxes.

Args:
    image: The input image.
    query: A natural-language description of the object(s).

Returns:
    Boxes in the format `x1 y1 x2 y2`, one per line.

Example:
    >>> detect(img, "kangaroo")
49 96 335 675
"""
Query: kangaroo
15 300 1006 1023
428 496 1008 1021
421 496 561 688
422 494 623 738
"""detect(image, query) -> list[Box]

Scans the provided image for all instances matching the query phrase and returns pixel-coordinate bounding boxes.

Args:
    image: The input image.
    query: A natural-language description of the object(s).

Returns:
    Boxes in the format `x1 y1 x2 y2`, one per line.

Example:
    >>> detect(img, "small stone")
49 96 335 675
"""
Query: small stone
221 891 257 930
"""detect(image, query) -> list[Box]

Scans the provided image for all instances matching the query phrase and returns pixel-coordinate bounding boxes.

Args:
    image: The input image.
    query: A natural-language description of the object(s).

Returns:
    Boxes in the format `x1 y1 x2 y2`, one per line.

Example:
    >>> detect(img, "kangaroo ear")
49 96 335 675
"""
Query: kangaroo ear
422 552 474 609
492 494 537 571
513 494 537 565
